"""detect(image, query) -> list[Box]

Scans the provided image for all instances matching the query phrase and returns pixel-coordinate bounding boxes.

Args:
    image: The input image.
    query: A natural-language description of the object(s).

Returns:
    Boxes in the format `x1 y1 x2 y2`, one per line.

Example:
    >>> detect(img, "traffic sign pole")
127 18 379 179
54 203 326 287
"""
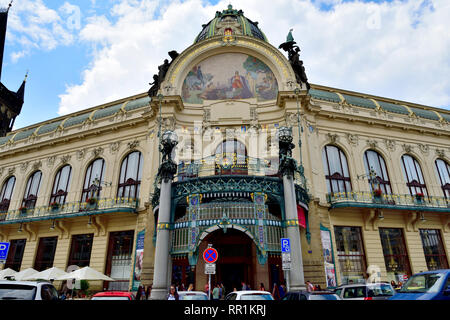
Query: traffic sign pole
203 245 218 301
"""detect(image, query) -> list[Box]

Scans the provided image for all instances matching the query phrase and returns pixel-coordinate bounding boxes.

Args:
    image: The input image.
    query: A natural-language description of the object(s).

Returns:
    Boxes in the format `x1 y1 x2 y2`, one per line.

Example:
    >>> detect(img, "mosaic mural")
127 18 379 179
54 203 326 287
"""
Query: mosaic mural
182 53 278 104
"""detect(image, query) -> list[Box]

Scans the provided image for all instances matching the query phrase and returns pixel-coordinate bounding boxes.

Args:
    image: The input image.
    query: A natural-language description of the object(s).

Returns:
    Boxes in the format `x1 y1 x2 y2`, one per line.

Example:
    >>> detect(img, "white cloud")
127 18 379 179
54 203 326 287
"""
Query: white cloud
57 0 450 114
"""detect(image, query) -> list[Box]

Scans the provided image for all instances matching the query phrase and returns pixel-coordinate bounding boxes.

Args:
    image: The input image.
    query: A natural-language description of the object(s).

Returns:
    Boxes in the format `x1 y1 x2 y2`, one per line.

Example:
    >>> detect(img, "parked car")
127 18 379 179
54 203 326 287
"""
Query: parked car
0 280 59 300
389 269 450 300
177 291 209 300
91 291 136 300
225 290 274 300
282 290 341 300
334 283 396 300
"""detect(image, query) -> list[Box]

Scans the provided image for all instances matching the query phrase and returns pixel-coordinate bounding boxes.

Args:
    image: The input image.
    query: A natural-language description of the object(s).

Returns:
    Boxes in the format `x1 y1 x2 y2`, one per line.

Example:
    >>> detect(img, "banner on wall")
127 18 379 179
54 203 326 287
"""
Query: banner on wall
321 229 337 288
132 230 145 291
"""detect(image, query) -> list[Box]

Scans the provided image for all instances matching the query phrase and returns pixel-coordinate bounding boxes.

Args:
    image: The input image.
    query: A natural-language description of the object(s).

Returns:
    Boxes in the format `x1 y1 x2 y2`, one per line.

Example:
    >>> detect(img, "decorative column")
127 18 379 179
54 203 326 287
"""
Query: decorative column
278 126 306 291
150 130 178 300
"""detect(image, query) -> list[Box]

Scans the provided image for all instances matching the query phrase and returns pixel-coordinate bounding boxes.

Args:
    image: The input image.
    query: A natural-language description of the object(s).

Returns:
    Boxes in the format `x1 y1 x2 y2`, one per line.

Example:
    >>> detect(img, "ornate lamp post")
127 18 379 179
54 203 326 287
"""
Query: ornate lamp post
277 126 306 291
150 130 178 300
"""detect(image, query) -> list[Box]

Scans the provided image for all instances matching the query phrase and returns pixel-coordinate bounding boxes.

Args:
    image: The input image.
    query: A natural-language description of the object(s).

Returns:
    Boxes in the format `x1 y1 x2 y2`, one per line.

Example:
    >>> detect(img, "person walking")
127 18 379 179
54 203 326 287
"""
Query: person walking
167 285 179 300
212 284 220 300
306 281 315 293
272 283 280 300
279 282 286 298
145 285 151 300
259 283 265 291
136 285 143 300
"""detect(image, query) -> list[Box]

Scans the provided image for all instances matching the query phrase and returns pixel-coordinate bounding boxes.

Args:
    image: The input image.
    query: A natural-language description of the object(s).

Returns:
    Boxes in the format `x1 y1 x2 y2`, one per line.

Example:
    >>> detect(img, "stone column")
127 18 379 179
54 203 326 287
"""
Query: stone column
150 130 178 300
278 126 306 291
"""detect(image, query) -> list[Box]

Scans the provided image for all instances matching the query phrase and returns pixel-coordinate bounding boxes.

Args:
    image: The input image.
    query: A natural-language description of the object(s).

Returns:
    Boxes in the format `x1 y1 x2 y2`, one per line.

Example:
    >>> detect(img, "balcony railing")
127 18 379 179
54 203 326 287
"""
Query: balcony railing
0 197 139 224
327 191 450 212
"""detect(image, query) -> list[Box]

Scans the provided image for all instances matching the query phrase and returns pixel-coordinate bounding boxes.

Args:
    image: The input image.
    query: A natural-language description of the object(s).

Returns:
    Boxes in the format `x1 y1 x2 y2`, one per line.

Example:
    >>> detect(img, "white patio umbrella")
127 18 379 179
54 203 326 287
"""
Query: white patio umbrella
56 266 115 281
12 267 38 281
22 267 68 281
0 268 17 280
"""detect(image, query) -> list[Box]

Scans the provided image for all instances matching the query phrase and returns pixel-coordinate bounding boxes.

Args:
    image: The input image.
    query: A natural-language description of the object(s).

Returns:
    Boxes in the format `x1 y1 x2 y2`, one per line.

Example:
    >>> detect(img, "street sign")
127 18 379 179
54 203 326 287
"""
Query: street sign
282 262 291 270
281 238 291 253
203 247 218 264
0 242 10 261
282 252 291 263
205 263 216 275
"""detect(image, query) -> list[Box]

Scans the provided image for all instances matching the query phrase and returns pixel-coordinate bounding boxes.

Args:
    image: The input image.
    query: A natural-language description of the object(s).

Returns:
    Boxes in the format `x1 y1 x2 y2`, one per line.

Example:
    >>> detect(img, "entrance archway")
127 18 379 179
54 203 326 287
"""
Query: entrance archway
202 228 255 294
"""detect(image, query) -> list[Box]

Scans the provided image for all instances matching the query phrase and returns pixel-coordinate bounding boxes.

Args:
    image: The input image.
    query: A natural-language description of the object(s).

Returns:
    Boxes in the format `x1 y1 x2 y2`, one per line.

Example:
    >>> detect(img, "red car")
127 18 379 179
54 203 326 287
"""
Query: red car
91 291 135 300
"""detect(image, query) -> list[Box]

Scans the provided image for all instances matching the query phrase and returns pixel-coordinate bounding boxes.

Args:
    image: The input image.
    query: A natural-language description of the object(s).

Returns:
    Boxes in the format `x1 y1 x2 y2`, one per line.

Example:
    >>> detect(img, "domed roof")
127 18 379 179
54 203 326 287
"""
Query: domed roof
194 5 268 44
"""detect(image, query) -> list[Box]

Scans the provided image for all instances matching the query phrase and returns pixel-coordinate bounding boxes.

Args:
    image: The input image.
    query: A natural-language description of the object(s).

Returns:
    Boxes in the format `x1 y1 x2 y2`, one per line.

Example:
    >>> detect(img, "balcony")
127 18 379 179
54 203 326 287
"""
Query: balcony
0 197 139 224
327 192 450 212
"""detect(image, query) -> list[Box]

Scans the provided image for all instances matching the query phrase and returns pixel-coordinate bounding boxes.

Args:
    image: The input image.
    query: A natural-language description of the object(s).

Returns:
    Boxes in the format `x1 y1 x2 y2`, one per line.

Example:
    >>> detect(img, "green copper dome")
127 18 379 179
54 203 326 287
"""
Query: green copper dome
194 5 268 43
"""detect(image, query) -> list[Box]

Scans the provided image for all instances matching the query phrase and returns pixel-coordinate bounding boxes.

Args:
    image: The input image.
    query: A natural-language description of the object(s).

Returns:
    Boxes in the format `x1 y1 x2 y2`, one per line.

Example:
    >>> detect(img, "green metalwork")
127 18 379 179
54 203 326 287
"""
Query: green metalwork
327 191 450 212
0 197 139 225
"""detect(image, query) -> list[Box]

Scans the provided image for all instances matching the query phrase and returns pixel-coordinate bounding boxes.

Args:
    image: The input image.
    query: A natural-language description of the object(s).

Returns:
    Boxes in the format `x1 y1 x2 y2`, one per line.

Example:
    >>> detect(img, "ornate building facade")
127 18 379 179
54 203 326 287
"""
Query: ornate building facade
0 6 449 296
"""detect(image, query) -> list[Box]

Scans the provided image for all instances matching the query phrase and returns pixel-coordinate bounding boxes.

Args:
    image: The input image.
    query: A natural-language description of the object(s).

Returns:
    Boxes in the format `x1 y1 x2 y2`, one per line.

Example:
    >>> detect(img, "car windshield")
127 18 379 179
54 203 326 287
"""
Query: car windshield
91 296 130 300
367 284 395 296
240 294 273 300
0 284 37 300
399 273 445 294
309 294 339 300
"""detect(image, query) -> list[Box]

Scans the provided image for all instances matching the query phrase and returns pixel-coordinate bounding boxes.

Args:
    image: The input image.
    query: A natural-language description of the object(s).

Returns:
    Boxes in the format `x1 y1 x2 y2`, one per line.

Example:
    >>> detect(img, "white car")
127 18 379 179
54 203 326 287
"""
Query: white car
225 290 274 300
0 280 59 300
177 291 209 300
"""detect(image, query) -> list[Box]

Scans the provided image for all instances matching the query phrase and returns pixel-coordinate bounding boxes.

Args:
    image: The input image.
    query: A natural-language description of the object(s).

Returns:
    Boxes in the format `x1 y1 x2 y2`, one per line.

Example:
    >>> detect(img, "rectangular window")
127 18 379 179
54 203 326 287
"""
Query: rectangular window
333 226 367 284
67 234 94 268
104 230 134 291
419 229 449 270
4 239 26 271
34 237 58 271
379 228 411 283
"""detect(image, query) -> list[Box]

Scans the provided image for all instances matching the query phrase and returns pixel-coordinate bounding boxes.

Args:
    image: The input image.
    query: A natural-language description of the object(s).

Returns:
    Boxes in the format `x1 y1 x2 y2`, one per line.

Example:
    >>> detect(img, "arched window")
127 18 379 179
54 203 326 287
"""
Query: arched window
215 139 247 175
363 150 392 194
117 151 142 199
0 176 15 213
81 158 106 202
49 165 72 205
23 171 42 209
435 159 450 199
322 145 352 194
401 155 428 196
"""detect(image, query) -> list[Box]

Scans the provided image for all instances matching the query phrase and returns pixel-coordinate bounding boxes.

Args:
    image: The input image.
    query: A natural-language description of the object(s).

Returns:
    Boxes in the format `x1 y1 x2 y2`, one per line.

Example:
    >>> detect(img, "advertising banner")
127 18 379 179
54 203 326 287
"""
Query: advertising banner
132 230 145 291
321 228 337 287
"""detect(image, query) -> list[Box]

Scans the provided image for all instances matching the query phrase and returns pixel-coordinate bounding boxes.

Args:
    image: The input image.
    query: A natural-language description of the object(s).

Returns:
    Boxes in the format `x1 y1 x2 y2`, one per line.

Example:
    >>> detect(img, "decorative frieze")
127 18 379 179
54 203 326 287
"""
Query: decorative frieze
20 162 29 173
436 148 445 159
366 139 378 149
32 161 42 171
384 139 396 152
128 140 140 150
346 133 358 146
76 149 87 160
60 155 71 165
402 144 413 153
110 142 120 154
418 144 429 155
92 147 104 158
47 156 56 167
8 167 14 176
326 133 338 144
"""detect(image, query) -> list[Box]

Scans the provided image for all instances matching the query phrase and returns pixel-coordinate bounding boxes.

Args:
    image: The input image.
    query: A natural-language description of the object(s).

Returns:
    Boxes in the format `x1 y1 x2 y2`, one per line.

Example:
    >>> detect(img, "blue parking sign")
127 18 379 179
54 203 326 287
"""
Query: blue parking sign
0 242 10 261
281 238 290 253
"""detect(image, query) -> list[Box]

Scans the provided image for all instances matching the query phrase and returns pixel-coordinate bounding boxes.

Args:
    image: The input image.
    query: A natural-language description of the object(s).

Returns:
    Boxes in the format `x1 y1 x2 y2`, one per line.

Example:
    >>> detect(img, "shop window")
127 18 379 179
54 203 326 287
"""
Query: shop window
419 229 449 270
81 158 106 202
322 145 352 194
379 228 411 283
364 150 392 194
104 230 134 291
22 171 42 209
117 152 142 200
4 239 26 271
67 234 94 268
333 226 367 284
435 159 450 199
401 155 428 196
0 176 15 215
34 237 58 271
49 165 72 205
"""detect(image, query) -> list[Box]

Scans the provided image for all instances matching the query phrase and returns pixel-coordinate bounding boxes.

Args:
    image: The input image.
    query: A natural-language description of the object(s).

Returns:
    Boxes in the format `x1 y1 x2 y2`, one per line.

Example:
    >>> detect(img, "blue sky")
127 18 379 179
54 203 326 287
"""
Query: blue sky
1 0 448 130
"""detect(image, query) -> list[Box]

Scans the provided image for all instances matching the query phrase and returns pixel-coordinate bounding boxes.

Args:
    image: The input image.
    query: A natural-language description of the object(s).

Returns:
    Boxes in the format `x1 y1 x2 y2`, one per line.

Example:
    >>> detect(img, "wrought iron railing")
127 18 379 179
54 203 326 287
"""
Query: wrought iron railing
0 197 139 223
327 191 450 211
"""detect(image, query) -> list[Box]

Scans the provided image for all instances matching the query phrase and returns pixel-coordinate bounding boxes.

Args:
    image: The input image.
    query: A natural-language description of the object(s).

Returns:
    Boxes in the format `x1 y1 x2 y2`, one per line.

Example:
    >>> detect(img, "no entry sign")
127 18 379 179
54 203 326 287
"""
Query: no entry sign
203 247 218 264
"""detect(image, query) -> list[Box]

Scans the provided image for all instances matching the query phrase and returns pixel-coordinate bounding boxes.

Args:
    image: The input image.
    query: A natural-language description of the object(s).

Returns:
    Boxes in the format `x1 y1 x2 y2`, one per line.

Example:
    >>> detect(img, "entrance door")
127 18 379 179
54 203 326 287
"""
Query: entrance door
204 228 254 295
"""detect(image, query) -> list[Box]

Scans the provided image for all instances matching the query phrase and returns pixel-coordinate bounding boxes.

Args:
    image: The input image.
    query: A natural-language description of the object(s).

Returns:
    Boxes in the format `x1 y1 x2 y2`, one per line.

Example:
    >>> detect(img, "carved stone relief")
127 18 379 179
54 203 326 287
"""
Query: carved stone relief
384 139 396 152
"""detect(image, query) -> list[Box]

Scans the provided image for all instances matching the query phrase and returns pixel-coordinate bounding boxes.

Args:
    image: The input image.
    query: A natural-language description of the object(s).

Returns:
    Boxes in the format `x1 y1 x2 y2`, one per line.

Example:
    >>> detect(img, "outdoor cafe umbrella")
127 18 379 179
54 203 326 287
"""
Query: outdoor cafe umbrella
0 268 17 280
22 267 68 281
56 266 115 281
12 268 38 281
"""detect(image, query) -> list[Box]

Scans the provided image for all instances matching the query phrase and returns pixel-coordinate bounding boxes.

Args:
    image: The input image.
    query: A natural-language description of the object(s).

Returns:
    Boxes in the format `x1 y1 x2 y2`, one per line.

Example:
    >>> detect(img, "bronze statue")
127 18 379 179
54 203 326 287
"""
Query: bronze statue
148 50 180 97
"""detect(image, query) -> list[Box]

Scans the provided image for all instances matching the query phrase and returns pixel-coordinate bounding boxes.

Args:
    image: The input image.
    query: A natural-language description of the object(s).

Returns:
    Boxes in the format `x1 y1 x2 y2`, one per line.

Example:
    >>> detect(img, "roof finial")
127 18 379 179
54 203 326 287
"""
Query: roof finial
24 69 28 82
7 0 13 11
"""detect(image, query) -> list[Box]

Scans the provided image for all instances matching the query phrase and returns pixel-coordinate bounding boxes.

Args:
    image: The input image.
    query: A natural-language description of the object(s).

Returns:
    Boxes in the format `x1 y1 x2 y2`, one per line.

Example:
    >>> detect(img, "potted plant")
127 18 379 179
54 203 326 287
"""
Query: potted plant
80 280 90 298
18 206 27 215
50 201 60 212
415 192 424 203
372 188 383 203
86 197 98 209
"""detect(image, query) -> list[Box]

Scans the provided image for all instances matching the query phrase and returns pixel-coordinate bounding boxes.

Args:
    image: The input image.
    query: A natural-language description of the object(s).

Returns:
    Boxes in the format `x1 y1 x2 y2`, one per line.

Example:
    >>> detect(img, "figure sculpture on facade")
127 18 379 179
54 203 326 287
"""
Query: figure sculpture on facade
148 50 180 97
279 29 310 90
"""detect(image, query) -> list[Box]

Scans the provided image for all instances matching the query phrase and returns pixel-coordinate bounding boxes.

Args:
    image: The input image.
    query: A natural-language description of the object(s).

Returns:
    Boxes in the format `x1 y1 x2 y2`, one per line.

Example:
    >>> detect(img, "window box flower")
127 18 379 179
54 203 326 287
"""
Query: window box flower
50 202 60 212
415 192 424 204
18 206 27 215
86 197 98 209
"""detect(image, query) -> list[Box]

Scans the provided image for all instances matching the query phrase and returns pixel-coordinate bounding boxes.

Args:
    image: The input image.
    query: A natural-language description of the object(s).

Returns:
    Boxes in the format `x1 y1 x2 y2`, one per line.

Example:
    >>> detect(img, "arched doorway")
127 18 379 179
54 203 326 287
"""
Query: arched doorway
202 228 255 294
